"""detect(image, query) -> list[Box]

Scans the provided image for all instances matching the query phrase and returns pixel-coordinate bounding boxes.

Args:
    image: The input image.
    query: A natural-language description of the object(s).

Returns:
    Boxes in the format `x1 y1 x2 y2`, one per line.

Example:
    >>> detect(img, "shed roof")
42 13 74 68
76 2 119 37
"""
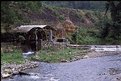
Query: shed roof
12 25 55 33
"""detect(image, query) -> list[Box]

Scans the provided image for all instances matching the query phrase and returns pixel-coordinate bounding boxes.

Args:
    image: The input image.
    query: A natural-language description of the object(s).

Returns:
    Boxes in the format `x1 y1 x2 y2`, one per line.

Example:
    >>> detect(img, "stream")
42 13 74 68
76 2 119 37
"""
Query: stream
2 54 121 81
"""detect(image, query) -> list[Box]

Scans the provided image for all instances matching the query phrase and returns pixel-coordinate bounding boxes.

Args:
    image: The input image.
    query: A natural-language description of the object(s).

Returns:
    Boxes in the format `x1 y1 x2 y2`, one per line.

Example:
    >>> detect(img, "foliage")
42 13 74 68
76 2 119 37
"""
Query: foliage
1 1 42 32
99 1 121 44
1 49 25 64
58 15 65 21
70 27 100 45
1 1 107 32
30 47 86 63
2 1 120 45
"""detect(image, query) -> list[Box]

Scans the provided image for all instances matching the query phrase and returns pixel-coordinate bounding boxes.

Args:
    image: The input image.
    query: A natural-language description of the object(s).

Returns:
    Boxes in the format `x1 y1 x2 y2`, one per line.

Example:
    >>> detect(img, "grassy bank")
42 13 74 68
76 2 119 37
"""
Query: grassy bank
30 47 87 63
1 49 25 65
1 47 88 64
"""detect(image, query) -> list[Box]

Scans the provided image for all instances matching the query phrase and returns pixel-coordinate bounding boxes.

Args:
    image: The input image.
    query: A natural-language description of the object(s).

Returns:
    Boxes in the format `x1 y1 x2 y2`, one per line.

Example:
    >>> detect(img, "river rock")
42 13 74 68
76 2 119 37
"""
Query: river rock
83 55 89 59
1 61 39 78
1 67 13 78
1 73 11 78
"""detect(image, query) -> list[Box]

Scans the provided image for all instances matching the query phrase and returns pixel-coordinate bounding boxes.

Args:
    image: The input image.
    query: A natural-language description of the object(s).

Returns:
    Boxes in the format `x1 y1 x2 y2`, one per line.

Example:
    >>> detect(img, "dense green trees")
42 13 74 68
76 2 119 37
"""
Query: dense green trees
100 1 121 44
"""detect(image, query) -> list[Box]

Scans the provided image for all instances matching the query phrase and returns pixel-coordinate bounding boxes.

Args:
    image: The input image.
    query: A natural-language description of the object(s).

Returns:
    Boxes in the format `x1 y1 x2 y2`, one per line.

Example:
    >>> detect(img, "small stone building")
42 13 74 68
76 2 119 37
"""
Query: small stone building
12 25 55 52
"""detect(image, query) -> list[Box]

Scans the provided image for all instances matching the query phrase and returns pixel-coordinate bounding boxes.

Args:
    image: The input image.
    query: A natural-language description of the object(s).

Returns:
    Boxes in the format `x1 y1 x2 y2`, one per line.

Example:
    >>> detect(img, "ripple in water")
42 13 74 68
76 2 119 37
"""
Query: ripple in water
4 73 60 81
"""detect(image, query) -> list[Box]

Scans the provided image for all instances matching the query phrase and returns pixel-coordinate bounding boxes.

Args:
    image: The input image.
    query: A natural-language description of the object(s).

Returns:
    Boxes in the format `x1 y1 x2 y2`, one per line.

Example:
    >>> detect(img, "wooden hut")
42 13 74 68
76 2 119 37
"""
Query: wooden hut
12 25 55 53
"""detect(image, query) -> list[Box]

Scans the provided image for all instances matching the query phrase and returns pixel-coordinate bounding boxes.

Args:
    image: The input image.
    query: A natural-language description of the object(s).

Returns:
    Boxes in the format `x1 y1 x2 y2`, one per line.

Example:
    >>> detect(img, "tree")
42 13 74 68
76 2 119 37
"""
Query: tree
103 1 121 40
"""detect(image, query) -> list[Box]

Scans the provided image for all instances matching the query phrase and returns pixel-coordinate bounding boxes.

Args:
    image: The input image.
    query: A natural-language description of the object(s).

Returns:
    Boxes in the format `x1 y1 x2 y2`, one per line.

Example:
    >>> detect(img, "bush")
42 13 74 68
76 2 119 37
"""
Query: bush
98 15 121 44
70 27 100 45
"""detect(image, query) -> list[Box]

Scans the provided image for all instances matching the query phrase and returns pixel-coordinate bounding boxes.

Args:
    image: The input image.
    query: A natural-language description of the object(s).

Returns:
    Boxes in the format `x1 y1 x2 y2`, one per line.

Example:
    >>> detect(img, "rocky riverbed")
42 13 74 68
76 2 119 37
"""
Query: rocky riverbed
2 54 121 81
1 61 39 79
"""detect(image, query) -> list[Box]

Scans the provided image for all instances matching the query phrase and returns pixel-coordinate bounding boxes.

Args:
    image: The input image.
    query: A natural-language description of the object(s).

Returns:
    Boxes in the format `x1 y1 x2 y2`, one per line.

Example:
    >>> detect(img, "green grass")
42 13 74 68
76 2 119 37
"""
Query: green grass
1 46 88 64
30 47 87 63
1 49 25 65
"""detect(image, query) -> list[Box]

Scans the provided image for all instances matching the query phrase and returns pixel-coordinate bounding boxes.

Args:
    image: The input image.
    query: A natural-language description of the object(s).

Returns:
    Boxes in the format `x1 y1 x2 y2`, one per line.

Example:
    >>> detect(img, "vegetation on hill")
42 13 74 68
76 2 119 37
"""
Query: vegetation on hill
1 1 121 44
1 1 106 32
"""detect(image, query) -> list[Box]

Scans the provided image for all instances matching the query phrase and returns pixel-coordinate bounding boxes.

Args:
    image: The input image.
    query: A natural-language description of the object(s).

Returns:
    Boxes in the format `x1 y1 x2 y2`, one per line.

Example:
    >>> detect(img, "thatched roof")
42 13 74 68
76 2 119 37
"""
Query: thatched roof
12 25 55 33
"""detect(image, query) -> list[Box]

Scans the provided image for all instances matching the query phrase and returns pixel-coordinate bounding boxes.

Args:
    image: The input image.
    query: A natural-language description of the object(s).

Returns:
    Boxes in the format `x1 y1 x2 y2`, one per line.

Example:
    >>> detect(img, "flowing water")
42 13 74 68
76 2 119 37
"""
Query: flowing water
2 54 121 81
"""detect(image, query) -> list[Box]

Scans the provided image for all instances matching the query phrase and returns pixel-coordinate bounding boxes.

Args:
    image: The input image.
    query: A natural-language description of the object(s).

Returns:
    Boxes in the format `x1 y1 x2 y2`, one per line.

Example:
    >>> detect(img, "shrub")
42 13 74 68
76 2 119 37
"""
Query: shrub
70 27 100 45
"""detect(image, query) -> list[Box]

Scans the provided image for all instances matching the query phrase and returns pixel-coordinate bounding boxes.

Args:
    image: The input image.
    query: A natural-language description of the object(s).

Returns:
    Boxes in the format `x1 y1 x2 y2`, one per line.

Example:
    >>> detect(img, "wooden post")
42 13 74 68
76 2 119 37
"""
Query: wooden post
35 29 38 58
49 30 53 42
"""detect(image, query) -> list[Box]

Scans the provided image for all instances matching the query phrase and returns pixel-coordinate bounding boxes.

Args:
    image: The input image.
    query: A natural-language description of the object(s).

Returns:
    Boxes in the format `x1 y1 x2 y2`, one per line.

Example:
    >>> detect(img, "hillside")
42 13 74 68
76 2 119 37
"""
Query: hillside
43 1 106 10
1 1 110 33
